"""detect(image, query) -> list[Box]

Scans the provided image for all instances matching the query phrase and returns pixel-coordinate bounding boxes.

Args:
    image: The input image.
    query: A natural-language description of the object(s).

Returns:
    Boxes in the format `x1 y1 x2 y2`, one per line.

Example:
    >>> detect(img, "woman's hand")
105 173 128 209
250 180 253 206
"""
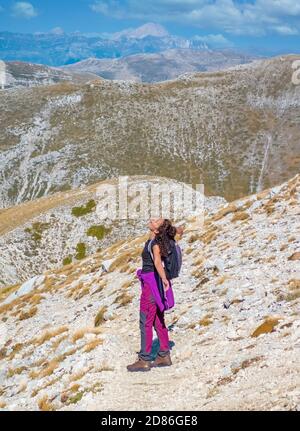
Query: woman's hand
162 278 170 292
175 225 184 239
152 244 170 292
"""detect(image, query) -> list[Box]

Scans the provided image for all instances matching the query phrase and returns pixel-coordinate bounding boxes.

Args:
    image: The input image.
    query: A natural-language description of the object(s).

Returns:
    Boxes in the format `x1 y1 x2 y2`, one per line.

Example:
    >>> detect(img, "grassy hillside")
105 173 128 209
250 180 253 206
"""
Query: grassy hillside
1 55 299 208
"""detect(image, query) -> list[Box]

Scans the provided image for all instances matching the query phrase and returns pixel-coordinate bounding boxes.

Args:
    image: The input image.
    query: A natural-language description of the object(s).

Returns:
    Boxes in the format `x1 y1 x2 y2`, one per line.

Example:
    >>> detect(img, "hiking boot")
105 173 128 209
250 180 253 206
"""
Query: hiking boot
127 357 151 372
150 353 172 367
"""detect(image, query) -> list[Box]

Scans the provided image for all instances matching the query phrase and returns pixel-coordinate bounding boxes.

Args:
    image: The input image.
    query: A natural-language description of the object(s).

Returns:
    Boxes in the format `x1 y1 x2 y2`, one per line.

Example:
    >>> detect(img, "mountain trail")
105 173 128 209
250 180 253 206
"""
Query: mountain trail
0 174 299 411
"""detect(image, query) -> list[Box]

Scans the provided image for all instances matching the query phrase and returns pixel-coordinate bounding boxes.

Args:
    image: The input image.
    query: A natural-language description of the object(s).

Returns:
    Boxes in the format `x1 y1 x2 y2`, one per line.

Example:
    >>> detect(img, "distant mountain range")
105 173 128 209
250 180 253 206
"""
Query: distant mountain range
3 47 256 87
62 48 256 83
0 22 258 67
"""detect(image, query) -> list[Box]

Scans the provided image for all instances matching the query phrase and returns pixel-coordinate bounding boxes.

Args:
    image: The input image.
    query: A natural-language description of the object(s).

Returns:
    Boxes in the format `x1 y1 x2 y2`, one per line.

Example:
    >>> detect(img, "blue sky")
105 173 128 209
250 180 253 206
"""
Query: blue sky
0 0 299 53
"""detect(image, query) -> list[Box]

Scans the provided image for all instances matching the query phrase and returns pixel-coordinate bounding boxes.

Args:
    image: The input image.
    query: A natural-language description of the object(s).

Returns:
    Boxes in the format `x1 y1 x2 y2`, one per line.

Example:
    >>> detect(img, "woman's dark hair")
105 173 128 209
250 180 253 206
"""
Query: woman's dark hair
155 219 176 258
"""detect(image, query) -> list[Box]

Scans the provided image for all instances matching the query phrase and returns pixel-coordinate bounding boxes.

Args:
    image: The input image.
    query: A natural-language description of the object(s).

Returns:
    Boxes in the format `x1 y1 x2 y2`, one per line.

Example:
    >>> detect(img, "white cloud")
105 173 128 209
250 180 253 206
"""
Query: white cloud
12 2 38 19
272 25 299 35
90 1 109 14
90 0 300 37
256 0 300 17
50 27 64 35
193 33 232 47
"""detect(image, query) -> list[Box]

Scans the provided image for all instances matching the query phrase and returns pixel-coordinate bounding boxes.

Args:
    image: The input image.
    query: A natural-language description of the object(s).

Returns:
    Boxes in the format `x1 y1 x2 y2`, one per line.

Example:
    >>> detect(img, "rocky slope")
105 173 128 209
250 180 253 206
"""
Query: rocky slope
1 55 300 208
0 176 225 287
2 61 98 89
0 174 299 411
62 48 255 83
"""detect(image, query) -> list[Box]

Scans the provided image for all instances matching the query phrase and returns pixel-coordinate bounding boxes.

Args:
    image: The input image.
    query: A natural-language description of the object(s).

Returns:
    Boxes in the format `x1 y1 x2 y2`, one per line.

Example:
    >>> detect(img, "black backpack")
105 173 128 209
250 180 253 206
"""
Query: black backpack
148 239 182 280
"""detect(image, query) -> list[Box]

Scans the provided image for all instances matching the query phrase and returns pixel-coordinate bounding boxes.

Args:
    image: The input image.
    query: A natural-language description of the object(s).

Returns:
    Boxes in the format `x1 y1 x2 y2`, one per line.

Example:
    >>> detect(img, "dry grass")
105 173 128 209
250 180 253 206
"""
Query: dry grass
0 400 6 408
102 238 129 258
38 359 60 379
188 234 199 243
74 286 90 300
0 286 47 317
71 327 102 343
7 342 24 360
200 229 219 245
61 379 103 405
90 279 107 296
83 338 103 353
94 306 107 327
240 199 253 211
114 292 133 307
0 348 6 360
0 284 20 303
199 316 213 326
121 280 134 289
66 281 84 298
213 204 238 221
28 294 45 306
94 363 114 372
218 242 231 251
35 326 69 346
38 395 55 411
31 347 78 379
185 247 195 255
51 334 68 351
289 279 300 290
19 306 38 321
7 366 28 378
280 279 300 301
231 356 264 375
288 252 300 261
192 255 205 267
231 211 250 222
108 249 140 272
251 317 280 337
31 377 60 398
69 368 91 382
215 275 231 285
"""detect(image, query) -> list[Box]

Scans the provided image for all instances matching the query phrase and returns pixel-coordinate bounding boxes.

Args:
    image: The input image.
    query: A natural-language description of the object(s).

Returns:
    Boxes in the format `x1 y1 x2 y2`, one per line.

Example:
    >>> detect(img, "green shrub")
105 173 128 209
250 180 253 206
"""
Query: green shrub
75 243 86 260
25 222 50 242
63 256 72 266
68 392 83 404
86 225 111 240
71 200 96 217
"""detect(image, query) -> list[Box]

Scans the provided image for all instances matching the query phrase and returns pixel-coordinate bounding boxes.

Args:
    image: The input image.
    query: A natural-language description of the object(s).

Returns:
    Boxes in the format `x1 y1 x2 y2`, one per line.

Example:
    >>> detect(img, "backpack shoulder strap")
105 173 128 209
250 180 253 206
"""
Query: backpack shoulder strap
147 239 154 261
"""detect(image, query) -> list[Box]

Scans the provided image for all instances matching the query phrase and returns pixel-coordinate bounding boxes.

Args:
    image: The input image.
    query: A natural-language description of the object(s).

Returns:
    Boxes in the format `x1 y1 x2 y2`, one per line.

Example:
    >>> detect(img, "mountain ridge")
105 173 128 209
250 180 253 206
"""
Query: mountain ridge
62 48 257 83
1 54 299 209
0 25 254 66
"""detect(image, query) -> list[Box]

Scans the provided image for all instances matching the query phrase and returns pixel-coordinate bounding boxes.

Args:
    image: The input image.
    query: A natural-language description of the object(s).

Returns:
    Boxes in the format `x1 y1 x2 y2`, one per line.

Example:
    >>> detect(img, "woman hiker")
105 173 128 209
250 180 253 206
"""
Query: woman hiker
127 218 183 372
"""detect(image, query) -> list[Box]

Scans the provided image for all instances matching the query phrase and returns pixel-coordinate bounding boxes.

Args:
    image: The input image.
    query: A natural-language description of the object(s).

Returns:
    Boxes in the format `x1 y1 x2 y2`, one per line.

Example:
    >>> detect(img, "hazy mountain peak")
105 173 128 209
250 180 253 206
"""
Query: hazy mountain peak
112 22 169 40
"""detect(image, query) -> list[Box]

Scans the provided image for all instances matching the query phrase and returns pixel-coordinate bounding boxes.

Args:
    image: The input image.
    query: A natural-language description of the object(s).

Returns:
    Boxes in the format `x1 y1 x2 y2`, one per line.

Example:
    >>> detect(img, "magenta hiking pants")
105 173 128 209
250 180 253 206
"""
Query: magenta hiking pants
137 271 170 361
